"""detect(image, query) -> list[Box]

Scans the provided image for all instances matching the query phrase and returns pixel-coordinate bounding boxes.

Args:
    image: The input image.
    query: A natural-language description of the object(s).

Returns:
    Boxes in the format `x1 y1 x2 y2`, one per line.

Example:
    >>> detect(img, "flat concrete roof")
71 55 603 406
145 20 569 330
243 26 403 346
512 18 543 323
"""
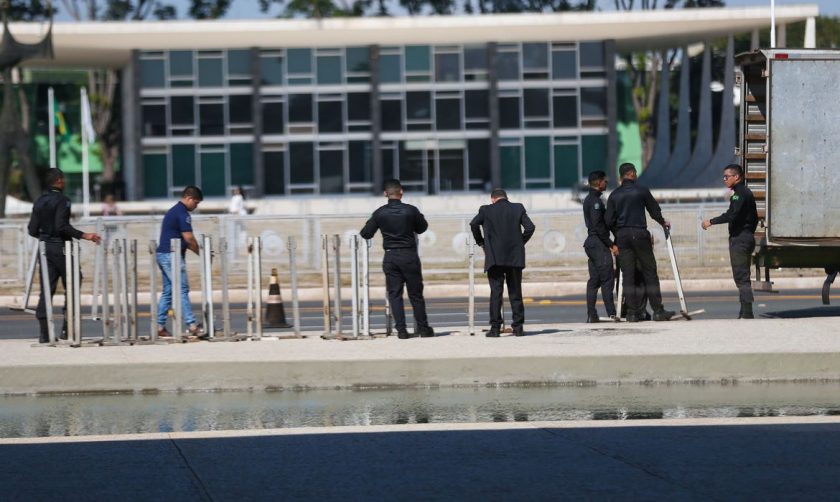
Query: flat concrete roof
4 5 819 68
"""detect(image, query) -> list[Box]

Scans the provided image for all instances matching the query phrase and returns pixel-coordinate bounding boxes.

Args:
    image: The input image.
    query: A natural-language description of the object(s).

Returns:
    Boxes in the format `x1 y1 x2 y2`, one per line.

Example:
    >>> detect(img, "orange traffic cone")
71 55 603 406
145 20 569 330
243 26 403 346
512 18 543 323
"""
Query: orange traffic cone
265 268 292 328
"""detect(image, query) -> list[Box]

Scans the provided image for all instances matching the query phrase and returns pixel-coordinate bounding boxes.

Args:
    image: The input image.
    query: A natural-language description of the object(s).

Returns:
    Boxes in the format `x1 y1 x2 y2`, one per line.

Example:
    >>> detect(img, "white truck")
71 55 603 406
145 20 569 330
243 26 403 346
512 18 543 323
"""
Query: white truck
736 49 840 303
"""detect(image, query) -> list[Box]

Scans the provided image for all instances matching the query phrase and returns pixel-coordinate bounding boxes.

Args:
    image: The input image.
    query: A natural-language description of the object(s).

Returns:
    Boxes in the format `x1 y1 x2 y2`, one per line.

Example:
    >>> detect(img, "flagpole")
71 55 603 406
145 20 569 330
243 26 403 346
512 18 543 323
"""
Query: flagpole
48 87 56 169
81 87 91 218
770 0 776 49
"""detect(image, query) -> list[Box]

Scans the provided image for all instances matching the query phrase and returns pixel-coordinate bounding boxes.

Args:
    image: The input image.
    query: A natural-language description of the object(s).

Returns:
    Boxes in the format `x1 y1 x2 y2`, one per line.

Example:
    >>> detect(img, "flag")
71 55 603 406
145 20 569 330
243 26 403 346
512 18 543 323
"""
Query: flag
53 101 68 140
81 90 96 144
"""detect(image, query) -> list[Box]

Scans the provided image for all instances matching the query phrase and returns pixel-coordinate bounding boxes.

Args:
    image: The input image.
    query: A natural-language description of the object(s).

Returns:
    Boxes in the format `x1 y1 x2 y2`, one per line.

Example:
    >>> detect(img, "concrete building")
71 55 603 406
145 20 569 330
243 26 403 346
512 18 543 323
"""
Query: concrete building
11 5 819 200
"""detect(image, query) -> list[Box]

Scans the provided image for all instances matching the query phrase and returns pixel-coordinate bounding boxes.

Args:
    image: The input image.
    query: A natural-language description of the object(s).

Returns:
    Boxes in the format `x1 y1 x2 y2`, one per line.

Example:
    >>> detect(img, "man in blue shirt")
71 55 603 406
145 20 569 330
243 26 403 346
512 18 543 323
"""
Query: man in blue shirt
156 186 203 337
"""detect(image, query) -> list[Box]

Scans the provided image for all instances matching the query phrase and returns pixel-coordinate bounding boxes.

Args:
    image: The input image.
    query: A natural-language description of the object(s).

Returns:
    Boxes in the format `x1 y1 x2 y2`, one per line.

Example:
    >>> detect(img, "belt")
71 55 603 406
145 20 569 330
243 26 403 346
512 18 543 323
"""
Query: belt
39 236 65 244
384 247 415 252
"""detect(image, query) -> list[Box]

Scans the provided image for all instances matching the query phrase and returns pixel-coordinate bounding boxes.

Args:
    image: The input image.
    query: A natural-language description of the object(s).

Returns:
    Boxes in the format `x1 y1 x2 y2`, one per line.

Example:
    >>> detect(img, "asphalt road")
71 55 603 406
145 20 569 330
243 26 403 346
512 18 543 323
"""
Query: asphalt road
2 288 839 341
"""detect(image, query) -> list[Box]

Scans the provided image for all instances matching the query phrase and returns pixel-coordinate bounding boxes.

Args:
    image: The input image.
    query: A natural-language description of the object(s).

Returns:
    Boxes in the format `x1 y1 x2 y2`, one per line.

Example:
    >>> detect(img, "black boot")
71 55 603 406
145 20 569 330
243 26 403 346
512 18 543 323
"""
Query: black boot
38 319 50 344
739 302 754 319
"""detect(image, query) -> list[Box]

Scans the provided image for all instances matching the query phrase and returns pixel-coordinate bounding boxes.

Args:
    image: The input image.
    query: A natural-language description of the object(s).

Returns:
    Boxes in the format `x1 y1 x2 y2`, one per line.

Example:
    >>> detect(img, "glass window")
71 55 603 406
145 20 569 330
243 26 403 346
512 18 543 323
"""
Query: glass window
228 50 251 75
143 154 168 198
552 51 576 80
141 59 165 88
582 135 607 173
500 145 522 189
496 52 519 81
317 55 342 85
381 99 402 132
406 92 431 120
200 151 226 197
436 98 461 130
263 151 285 195
170 97 194 126
349 141 371 183
287 48 312 74
463 45 487 71
465 90 488 119
169 51 193 77
405 45 431 72
522 43 548 69
289 142 314 184
581 87 607 116
380 54 402 83
347 92 370 121
399 142 426 183
198 58 223 87
579 42 605 68
230 143 254 185
525 137 550 179
229 95 253 124
438 147 465 191
318 101 343 133
199 103 224 135
554 144 579 188
262 102 284 134
345 47 370 73
499 97 520 129
260 55 283 86
172 145 195 186
288 94 313 123
319 150 343 194
468 139 490 188
142 104 166 136
435 53 460 82
553 95 578 128
524 89 549 118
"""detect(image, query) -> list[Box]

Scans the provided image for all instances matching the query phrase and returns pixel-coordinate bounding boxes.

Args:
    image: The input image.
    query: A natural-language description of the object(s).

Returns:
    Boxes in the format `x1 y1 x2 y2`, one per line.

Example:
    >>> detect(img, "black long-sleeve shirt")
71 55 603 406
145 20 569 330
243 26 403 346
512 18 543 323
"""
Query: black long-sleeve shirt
605 179 665 231
28 189 84 242
359 199 428 250
710 181 758 237
582 188 612 248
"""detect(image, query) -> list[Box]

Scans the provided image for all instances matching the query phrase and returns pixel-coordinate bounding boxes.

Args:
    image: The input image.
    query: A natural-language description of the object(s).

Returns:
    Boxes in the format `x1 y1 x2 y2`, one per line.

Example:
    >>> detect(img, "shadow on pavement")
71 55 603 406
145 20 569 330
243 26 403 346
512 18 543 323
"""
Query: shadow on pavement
1 422 840 500
761 306 840 319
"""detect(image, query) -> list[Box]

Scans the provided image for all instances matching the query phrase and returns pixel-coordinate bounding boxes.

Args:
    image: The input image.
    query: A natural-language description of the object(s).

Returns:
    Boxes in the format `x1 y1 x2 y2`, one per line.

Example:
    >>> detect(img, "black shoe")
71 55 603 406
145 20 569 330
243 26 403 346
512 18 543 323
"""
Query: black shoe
643 311 652 321
397 329 412 339
586 314 599 323
652 309 675 321
513 326 524 337
418 326 435 338
486 327 500 338
738 302 754 319
625 313 641 323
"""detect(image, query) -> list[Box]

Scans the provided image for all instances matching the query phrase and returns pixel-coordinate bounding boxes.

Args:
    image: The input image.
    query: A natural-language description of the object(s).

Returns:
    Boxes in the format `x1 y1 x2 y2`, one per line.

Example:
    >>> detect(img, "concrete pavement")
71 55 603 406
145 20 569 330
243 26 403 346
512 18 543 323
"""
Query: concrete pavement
2 317 840 395
2 416 839 500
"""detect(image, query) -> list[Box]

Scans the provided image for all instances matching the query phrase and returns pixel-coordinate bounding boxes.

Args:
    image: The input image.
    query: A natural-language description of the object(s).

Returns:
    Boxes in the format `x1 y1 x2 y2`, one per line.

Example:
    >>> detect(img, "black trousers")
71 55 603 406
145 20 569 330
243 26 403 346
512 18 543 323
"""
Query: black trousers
383 248 429 330
487 266 524 329
729 233 755 303
584 237 615 317
35 242 67 322
615 228 664 314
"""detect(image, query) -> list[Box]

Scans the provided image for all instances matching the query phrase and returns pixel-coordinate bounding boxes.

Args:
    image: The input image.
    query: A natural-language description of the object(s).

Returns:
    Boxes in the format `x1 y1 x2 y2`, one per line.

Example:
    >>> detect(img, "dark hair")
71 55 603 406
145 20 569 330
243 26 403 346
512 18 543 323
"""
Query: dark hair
182 186 204 201
45 168 64 188
490 188 507 200
383 179 402 197
588 170 606 185
618 163 637 178
723 164 743 178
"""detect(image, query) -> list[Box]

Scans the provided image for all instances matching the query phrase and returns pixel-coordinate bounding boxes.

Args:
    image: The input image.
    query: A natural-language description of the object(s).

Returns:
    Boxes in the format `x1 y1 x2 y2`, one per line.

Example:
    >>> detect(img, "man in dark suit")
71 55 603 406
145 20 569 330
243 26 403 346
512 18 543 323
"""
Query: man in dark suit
470 189 536 337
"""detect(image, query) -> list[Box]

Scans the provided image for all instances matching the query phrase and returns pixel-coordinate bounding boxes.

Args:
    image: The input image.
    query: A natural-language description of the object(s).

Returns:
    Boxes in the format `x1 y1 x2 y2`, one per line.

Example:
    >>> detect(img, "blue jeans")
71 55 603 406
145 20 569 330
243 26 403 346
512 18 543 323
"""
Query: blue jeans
156 252 196 328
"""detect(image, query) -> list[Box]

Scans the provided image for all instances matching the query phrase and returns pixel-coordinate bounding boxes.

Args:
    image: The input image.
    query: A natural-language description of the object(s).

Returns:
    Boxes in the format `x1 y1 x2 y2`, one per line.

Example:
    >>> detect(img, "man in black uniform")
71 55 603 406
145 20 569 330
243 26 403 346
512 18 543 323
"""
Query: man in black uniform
582 170 618 323
28 168 102 343
702 163 759 319
360 179 434 339
470 189 535 337
605 163 675 322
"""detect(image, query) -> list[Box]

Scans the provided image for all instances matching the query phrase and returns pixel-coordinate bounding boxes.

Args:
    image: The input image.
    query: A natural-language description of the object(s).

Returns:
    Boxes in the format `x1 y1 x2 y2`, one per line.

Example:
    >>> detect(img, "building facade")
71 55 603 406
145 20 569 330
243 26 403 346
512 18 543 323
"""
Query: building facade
135 41 612 199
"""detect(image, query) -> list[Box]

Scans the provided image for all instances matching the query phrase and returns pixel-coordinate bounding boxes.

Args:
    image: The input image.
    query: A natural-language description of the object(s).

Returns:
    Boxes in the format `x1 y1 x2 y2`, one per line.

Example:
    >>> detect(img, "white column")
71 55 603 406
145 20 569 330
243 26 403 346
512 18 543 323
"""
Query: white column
805 17 817 49
778 23 787 49
751 29 760 51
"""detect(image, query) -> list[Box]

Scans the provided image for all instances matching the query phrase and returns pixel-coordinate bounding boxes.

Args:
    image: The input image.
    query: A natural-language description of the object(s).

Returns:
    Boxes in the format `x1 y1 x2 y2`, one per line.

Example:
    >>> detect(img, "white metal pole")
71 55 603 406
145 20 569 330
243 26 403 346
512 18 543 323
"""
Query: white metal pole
73 240 82 345
770 0 777 49
90 219 104 319
288 236 301 337
39 242 56 344
246 237 254 339
171 238 182 342
111 240 123 344
203 235 215 339
48 87 56 169
101 239 111 341
332 234 342 337
65 241 74 344
468 238 476 336
22 240 38 314
350 235 360 338
362 239 370 336
149 240 158 341
254 236 263 339
220 238 231 338
321 234 331 335
80 88 91 219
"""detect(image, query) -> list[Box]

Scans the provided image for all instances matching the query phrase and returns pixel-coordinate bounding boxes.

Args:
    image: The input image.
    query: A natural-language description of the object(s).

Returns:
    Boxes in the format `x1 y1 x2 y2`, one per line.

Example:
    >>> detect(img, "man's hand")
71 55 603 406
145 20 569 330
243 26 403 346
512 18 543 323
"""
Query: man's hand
610 245 619 257
83 233 102 245
701 219 712 230
663 220 671 231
